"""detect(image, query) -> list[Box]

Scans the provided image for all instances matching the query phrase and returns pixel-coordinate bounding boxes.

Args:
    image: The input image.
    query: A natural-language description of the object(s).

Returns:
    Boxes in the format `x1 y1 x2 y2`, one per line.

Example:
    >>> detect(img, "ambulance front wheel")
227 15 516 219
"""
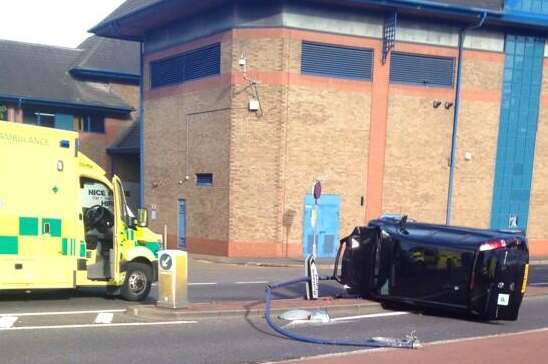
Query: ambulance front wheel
121 262 152 301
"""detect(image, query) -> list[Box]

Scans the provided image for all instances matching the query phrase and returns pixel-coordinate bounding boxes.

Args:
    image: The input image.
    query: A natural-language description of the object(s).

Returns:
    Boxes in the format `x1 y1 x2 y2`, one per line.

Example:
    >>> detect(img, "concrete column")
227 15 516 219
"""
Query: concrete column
365 42 391 222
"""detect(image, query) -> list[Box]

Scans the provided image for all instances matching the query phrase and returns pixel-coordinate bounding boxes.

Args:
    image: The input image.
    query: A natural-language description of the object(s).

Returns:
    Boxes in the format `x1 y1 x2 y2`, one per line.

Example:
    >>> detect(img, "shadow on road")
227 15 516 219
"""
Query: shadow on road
381 301 504 325
0 288 155 305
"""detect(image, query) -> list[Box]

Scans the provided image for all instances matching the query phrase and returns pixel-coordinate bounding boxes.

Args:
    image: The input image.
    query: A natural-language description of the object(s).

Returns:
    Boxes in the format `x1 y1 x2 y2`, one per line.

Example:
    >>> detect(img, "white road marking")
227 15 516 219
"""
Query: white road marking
0 316 18 329
330 311 409 322
530 282 548 286
187 282 217 286
156 280 268 286
0 320 198 332
94 313 114 324
0 309 126 317
282 311 409 328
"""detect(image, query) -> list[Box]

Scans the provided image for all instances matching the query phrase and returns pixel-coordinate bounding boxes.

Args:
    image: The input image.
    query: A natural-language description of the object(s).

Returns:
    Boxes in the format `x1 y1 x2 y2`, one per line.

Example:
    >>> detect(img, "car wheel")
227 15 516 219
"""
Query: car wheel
121 262 152 301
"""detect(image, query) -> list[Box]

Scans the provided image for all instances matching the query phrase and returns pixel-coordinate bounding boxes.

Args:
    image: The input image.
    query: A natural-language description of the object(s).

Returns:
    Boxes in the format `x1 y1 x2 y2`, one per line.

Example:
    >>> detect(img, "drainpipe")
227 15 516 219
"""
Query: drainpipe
139 41 145 209
15 98 23 123
445 12 487 225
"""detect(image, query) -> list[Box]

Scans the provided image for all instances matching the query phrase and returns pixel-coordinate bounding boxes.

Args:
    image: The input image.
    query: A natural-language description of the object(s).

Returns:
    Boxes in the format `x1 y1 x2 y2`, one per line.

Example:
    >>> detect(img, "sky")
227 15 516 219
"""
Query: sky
0 0 127 48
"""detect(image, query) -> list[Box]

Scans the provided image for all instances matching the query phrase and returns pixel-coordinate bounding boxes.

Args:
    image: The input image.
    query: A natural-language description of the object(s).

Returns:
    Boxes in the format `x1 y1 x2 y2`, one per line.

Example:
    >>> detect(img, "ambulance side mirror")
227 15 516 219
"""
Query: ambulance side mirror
138 208 149 227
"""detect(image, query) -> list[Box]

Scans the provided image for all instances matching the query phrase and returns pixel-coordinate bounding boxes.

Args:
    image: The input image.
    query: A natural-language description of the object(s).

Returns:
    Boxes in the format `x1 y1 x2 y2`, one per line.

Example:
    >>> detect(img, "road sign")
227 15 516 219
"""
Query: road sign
313 181 322 200
159 253 173 271
305 255 319 300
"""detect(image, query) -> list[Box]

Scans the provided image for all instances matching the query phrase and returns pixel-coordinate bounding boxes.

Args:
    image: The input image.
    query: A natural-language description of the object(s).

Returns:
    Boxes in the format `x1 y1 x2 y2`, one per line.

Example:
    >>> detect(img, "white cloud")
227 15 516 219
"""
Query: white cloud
0 0 127 48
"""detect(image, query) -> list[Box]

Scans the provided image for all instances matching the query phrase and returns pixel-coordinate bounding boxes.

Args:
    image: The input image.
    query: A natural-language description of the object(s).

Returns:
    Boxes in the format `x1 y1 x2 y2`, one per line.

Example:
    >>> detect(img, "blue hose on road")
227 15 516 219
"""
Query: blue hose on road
264 276 420 349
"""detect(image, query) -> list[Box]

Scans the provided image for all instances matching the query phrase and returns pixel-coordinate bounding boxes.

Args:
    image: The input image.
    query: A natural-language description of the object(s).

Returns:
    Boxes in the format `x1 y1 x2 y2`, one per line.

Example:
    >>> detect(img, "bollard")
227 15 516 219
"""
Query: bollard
157 250 188 309
305 254 319 300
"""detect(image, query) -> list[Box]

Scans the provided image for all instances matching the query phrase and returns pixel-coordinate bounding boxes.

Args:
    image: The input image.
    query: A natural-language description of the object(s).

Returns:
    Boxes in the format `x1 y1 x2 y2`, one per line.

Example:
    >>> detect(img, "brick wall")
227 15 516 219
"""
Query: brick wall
140 26 548 258
383 91 453 223
227 31 373 257
79 117 133 175
528 58 548 256
451 53 503 228
229 32 286 256
229 84 286 253
383 45 504 228
143 35 233 253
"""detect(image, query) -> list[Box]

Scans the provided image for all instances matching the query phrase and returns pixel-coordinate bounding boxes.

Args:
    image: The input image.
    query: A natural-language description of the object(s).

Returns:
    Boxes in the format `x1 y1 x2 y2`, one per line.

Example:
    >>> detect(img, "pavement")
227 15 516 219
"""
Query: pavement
128 253 548 322
269 328 548 364
129 296 383 321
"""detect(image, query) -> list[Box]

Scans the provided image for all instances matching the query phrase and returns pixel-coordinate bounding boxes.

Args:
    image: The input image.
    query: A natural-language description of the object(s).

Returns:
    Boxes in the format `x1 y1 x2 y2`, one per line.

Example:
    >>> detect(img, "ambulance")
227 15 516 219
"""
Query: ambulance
0 121 161 301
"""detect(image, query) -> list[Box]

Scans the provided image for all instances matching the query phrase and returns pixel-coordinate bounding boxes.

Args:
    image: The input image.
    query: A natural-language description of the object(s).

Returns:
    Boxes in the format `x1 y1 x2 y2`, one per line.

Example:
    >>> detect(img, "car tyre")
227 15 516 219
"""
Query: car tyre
121 262 152 301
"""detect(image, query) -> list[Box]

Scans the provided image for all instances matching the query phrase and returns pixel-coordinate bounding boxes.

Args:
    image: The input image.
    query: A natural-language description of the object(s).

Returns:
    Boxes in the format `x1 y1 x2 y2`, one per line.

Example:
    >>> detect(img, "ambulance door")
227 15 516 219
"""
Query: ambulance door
80 178 115 280
112 176 128 281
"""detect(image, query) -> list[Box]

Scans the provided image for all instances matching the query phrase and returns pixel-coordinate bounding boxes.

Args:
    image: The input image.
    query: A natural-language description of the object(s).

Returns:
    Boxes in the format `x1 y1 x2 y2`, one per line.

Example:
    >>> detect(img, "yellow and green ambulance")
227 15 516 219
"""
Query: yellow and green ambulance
0 121 161 300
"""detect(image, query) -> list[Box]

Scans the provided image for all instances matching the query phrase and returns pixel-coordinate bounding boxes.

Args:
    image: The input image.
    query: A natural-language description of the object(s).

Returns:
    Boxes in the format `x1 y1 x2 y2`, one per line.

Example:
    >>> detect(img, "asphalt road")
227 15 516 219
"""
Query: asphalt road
0 260 546 313
0 261 547 364
0 259 342 313
1 292 548 364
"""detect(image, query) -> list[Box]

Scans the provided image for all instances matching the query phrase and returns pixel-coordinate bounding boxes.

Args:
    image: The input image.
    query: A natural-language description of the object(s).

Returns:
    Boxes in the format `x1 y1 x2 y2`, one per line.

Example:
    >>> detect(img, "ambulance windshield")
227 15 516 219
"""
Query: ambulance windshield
80 178 114 247
80 179 114 213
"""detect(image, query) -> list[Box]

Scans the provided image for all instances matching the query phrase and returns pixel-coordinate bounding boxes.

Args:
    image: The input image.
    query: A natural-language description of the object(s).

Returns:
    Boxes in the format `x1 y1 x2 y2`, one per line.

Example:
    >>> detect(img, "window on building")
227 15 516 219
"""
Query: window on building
301 42 374 81
23 110 55 128
55 114 75 131
389 52 455 87
22 108 75 130
77 115 105 134
196 173 213 186
0 105 8 121
150 43 221 88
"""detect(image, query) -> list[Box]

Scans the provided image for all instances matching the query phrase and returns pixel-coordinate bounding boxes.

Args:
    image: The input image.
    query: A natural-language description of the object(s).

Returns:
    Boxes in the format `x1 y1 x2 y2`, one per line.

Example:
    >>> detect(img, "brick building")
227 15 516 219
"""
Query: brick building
92 0 548 257
0 36 141 209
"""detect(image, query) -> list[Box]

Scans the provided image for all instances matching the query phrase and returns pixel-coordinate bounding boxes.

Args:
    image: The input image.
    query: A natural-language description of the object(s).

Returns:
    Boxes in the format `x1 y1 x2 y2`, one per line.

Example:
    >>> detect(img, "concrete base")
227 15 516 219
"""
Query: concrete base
128 297 383 321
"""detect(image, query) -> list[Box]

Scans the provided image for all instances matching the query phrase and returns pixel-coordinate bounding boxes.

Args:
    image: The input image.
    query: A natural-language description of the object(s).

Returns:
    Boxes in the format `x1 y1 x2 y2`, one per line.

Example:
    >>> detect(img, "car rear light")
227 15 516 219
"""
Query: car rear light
479 239 507 252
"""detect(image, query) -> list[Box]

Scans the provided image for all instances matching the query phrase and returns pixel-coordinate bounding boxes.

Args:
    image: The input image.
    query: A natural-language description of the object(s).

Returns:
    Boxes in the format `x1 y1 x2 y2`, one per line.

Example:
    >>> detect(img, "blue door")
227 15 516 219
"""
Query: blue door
303 194 340 257
178 199 186 250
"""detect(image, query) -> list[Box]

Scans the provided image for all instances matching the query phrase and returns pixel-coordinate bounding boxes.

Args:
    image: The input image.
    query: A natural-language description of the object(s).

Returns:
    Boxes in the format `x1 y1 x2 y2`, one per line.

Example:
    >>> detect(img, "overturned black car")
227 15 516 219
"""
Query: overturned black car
335 216 529 321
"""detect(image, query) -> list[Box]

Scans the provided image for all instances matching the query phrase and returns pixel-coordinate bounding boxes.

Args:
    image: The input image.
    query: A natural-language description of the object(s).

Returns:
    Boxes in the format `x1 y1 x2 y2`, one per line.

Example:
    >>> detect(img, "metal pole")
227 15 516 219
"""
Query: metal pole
139 42 145 209
312 202 318 257
446 12 486 225
445 30 464 226
163 224 168 250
